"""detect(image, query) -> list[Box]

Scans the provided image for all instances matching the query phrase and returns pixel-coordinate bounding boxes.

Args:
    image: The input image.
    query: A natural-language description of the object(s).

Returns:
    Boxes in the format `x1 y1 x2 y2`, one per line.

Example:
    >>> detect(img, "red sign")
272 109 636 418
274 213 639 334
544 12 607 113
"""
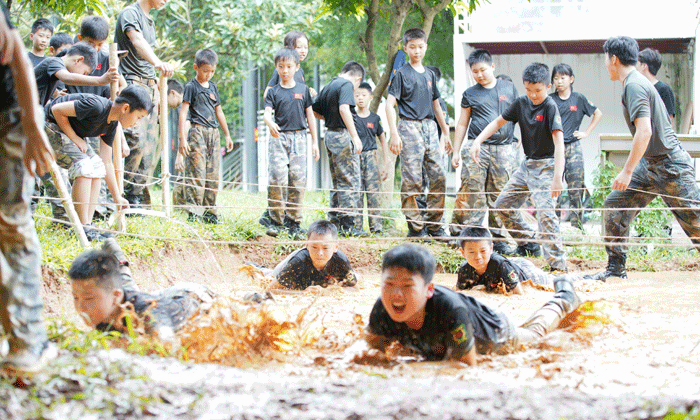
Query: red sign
294 93 304 100
498 95 508 101
535 114 544 121
570 105 578 111
209 93 216 101
96 63 102 70
367 122 374 129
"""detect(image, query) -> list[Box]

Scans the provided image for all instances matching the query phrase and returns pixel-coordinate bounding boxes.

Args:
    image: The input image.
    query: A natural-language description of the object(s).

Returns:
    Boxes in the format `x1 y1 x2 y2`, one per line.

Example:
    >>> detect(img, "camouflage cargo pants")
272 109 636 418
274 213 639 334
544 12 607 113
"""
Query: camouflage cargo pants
494 158 567 271
603 146 700 260
398 119 445 233
559 140 585 228
451 141 514 237
123 79 160 201
0 108 48 354
184 124 220 216
268 130 307 225
326 129 361 227
356 149 382 232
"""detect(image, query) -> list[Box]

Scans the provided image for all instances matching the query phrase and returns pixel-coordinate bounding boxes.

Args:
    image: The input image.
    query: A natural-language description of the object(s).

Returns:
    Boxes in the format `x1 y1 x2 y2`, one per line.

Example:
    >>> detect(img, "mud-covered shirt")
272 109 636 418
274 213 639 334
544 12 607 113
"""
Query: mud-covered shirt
367 285 507 359
46 93 117 147
265 82 313 131
115 2 156 79
0 2 16 112
183 79 221 128
66 50 111 98
34 56 66 105
462 79 518 145
654 80 675 118
456 252 526 292
312 77 355 130
549 91 597 144
272 248 357 290
502 95 562 159
388 64 440 121
354 112 384 151
267 67 306 87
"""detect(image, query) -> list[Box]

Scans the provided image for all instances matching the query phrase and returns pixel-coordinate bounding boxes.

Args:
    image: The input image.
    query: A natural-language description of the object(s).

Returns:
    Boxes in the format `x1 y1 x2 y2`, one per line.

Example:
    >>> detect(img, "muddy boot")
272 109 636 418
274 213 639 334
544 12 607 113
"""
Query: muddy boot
515 242 542 257
102 238 139 291
553 275 581 313
584 255 627 282
517 277 580 343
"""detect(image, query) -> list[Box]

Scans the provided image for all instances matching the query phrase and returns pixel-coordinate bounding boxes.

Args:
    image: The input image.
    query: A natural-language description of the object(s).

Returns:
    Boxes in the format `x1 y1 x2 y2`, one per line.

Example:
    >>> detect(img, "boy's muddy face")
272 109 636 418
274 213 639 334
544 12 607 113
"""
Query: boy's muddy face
460 240 493 275
306 233 337 271
71 278 122 328
380 267 434 330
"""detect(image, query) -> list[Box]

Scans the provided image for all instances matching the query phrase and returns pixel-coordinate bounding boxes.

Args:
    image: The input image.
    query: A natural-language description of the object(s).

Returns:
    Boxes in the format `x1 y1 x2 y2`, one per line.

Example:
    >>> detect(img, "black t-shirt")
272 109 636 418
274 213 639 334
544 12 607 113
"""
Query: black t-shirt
267 67 306 87
354 112 384 151
66 50 111 98
46 93 118 147
502 95 563 159
264 82 313 131
273 248 357 290
0 2 16 112
367 285 507 359
34 56 66 105
549 91 597 144
183 79 221 128
654 80 676 118
28 52 46 68
462 79 519 145
115 2 157 79
387 64 440 121
312 76 355 130
456 252 525 292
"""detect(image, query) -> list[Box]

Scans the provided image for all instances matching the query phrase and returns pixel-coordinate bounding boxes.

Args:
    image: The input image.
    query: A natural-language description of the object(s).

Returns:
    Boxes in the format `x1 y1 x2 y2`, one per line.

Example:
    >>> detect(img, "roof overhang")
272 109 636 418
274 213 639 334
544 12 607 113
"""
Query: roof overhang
465 38 694 55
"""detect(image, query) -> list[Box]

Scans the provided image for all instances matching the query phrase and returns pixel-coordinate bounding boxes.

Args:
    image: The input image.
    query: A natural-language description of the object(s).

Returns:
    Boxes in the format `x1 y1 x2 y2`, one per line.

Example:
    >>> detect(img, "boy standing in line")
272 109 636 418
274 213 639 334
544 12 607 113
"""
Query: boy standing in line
178 48 233 224
353 82 390 234
470 63 567 272
27 18 53 67
166 79 186 207
450 49 519 254
637 48 676 125
312 61 367 237
385 28 452 241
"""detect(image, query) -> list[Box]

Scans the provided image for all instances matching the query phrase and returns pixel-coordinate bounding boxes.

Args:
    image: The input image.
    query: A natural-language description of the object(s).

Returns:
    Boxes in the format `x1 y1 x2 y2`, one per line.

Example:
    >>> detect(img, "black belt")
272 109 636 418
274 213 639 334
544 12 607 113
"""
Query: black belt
125 75 157 87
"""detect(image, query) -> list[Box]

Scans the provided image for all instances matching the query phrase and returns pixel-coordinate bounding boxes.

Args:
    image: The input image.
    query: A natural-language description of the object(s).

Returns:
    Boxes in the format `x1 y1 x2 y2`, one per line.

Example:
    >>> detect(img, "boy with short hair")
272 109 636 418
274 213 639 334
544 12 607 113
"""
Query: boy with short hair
450 49 519 254
49 32 73 56
267 220 358 290
469 62 567 272
166 79 187 207
33 41 119 105
365 243 580 364
385 28 452 240
178 48 233 224
261 48 318 238
27 18 53 67
353 82 390 234
637 47 675 124
311 61 367 237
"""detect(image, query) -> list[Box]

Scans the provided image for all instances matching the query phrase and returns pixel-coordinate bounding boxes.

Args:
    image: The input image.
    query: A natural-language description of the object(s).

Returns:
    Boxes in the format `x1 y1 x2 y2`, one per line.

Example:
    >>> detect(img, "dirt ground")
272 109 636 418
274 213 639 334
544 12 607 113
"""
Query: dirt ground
28 240 700 419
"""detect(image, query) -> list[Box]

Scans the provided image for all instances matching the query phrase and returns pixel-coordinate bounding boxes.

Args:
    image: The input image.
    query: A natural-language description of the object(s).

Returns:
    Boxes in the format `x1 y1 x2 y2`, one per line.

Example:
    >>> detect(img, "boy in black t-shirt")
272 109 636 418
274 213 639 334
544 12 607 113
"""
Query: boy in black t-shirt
450 49 519 254
637 48 676 125
386 28 452 240
179 49 233 224
44 86 151 240
353 82 390 234
27 18 53 67
365 244 580 363
469 63 567 272
267 220 358 290
312 61 367 237
261 48 318 239
48 32 72 57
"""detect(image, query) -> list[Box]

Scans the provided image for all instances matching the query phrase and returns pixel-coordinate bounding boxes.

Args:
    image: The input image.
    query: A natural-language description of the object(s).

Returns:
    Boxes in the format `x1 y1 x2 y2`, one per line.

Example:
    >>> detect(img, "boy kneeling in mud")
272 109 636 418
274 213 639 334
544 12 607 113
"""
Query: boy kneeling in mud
365 243 581 364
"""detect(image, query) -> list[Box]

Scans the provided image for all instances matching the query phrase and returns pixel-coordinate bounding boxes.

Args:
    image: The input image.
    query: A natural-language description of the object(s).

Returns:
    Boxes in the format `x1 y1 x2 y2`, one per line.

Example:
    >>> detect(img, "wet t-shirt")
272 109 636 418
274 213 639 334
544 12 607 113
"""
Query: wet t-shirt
66 50 111 98
549 91 597 144
367 285 507 359
456 252 525 292
354 112 384 151
272 248 357 290
654 80 675 118
462 79 518 145
183 79 221 128
115 2 156 79
502 95 562 159
34 56 66 105
312 77 355 130
622 70 679 157
46 93 118 147
264 82 313 131
267 67 306 87
0 2 16 112
388 64 440 121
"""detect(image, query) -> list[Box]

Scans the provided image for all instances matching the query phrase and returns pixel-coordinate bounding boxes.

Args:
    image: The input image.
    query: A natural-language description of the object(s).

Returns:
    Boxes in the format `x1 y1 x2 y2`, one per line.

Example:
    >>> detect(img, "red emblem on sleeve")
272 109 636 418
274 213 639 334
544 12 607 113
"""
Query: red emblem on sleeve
428 81 433 87
209 93 216 101
498 95 508 101
535 114 544 121
367 122 374 129
294 93 304 100
570 105 578 111
96 63 102 70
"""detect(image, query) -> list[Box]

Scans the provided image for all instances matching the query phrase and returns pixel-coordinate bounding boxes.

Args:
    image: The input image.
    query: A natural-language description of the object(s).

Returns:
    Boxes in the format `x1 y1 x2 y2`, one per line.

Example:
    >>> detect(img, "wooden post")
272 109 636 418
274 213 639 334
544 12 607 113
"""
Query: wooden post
159 74 171 217
51 162 89 248
109 43 126 231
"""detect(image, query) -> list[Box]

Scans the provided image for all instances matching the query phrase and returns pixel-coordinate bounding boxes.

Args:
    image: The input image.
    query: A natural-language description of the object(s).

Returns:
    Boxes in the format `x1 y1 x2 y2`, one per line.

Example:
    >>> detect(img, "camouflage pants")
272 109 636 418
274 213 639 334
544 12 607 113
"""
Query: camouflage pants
41 166 70 222
268 130 307 225
603 147 700 260
558 141 585 227
356 149 382 232
398 119 445 233
0 107 48 354
494 158 567 271
123 79 160 200
326 129 361 227
451 141 514 237
184 125 220 215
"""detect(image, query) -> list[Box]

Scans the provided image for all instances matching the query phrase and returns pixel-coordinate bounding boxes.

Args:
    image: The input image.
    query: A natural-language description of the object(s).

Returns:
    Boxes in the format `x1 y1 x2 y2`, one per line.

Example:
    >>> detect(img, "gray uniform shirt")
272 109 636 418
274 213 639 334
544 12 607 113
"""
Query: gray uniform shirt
622 70 679 157
115 2 156 79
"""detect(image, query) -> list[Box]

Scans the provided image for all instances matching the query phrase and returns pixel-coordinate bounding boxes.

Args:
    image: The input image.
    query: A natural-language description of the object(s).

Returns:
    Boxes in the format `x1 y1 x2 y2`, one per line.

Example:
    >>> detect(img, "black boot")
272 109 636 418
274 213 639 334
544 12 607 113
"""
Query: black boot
553 275 581 313
515 242 542 257
284 218 307 240
584 255 627 282
407 225 431 242
493 240 516 256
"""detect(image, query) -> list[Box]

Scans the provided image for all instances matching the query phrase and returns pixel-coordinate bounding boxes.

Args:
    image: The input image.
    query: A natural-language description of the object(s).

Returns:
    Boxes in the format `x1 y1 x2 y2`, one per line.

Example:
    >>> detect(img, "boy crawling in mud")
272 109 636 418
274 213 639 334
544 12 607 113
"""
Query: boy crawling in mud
456 226 582 294
365 243 581 364
69 239 212 341
266 220 358 290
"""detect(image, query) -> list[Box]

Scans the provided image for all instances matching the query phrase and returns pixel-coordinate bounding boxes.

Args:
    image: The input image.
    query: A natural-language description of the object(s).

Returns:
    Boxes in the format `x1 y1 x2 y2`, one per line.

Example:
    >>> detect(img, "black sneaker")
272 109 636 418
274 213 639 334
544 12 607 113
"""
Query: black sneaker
83 224 112 242
338 225 369 238
515 242 542 257
187 212 202 223
284 219 307 240
202 211 220 225
259 211 274 228
407 227 432 242
493 240 516 256
427 227 450 243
